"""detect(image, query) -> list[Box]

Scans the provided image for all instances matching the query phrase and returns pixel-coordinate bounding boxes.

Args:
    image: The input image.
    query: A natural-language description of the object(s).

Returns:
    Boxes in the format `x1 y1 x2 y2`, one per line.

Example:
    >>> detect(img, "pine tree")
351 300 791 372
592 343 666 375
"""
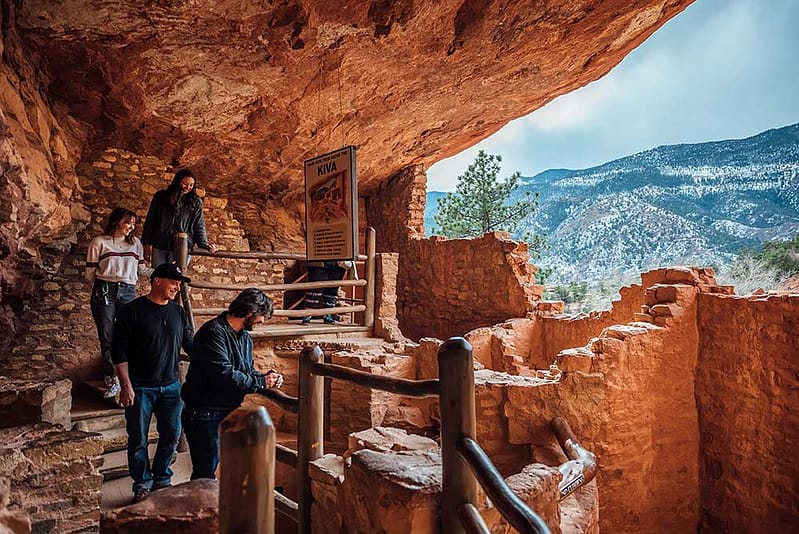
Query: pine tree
433 150 542 246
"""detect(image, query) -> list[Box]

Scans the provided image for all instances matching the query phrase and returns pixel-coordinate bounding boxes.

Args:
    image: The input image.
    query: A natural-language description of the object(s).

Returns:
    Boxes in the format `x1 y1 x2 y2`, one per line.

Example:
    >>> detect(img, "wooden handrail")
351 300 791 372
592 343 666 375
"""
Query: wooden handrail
259 388 299 413
276 444 298 468
364 227 376 329
552 417 597 499
274 491 299 521
458 437 551 534
192 305 366 318
219 406 275 534
175 233 196 333
192 248 368 262
310 362 440 398
458 503 491 534
297 346 324 534
190 279 367 292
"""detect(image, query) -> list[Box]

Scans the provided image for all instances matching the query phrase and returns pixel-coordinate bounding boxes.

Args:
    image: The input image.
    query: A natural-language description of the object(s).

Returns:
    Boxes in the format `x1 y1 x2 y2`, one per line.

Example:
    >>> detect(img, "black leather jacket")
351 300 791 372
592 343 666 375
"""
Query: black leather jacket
141 190 210 251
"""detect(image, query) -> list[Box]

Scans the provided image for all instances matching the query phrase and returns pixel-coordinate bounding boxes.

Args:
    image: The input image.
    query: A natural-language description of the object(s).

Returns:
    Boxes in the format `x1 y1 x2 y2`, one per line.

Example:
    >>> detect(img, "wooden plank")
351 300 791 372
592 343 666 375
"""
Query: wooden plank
192 249 368 262
192 305 366 318
190 279 366 292
249 324 371 339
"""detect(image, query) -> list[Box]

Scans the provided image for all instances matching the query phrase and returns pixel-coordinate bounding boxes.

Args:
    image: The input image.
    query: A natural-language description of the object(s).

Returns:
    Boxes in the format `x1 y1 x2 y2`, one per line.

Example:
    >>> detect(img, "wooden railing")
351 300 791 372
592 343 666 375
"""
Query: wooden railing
219 339 574 534
173 227 377 331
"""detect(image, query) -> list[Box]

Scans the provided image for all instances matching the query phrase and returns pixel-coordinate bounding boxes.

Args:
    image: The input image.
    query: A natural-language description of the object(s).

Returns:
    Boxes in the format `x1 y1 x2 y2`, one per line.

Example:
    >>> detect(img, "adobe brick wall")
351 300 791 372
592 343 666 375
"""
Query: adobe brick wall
695 293 799 532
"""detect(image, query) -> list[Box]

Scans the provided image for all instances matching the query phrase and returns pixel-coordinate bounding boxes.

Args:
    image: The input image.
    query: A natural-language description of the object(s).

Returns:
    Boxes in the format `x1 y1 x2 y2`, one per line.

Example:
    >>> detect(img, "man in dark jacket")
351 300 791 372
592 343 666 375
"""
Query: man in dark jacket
181 288 284 479
141 168 218 267
112 263 193 503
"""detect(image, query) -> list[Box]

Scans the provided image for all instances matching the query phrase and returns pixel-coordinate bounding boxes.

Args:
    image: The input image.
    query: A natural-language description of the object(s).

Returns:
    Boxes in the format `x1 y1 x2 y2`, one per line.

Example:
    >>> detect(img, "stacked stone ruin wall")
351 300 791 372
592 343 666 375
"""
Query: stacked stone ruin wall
366 165 542 341
695 293 799 532
2 148 284 383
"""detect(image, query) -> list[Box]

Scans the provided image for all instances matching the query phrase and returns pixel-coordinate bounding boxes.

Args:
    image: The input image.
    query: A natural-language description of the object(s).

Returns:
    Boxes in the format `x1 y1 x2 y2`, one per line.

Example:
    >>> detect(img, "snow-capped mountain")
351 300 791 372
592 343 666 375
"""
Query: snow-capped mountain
426 122 799 282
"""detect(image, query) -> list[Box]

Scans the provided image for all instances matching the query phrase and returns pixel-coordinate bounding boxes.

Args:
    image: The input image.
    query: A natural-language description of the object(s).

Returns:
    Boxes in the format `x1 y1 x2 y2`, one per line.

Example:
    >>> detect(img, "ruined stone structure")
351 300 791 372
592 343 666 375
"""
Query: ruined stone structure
1 0 797 532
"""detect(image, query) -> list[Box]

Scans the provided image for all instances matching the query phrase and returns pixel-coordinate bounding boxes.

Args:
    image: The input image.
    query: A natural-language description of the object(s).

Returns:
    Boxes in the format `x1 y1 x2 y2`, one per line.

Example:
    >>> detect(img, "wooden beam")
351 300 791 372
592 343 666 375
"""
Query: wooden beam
190 279 367 292
310 362 440 398
219 406 275 534
297 346 324 534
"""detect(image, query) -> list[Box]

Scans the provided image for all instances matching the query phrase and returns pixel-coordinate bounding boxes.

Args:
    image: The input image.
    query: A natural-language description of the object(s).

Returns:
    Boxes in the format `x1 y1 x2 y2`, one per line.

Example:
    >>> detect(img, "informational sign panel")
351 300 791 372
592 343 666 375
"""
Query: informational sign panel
304 146 358 261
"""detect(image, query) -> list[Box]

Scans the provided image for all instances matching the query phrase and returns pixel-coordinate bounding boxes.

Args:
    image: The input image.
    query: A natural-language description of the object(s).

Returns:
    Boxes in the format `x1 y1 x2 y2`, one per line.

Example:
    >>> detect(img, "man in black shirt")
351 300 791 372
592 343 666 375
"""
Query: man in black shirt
181 288 283 479
112 263 193 503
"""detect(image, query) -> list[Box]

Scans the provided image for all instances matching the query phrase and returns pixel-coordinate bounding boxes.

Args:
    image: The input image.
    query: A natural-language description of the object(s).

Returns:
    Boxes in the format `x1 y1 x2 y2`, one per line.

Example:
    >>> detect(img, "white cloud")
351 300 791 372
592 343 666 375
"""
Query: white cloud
427 0 799 191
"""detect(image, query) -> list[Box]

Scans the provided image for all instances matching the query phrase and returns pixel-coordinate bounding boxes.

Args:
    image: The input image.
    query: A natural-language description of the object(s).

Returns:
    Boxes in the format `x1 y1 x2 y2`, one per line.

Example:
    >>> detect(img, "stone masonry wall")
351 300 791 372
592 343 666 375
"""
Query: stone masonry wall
0 424 104 533
365 165 543 341
2 148 284 383
695 293 799 532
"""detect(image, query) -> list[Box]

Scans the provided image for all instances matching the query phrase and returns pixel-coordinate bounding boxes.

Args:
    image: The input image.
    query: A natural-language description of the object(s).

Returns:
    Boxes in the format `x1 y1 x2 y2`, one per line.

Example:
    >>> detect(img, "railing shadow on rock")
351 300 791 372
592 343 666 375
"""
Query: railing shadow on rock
219 338 600 533
173 227 377 334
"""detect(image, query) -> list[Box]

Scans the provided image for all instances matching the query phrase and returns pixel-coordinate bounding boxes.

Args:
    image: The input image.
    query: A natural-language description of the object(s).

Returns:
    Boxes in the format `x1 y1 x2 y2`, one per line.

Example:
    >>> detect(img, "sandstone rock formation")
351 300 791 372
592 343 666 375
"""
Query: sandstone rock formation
0 0 694 351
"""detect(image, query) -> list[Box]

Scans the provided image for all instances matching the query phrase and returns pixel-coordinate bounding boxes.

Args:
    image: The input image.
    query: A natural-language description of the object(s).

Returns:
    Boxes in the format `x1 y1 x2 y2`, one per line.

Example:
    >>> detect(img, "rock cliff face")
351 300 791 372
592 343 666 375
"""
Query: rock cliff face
14 0 693 195
0 0 694 354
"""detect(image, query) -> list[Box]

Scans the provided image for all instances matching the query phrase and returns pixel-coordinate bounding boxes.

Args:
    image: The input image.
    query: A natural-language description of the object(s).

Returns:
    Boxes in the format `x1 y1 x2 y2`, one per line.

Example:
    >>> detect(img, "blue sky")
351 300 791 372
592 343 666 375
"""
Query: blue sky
427 0 799 191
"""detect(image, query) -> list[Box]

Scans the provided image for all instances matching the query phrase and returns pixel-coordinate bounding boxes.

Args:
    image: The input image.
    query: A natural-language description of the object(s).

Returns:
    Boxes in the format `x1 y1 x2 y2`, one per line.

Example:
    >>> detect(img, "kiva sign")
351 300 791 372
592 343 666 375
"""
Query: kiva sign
304 146 358 261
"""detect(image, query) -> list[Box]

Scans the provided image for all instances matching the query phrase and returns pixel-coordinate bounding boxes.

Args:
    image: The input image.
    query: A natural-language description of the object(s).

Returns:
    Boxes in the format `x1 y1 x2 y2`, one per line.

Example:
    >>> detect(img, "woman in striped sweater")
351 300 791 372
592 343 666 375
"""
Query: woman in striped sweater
86 208 153 398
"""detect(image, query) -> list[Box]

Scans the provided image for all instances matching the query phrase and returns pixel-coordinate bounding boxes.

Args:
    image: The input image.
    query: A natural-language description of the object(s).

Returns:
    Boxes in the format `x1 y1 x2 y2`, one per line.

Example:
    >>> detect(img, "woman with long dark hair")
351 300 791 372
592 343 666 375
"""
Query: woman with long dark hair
141 168 217 267
86 208 152 398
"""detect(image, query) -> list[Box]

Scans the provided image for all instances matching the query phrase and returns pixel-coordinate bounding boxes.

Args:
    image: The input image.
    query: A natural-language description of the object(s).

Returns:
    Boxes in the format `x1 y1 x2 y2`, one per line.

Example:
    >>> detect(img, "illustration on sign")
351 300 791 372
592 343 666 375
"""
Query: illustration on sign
304 146 358 261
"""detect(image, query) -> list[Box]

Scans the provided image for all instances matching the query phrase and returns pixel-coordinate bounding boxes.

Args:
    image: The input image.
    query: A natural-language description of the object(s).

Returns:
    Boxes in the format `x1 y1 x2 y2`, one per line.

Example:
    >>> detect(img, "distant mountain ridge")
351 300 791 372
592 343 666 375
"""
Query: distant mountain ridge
426 122 799 282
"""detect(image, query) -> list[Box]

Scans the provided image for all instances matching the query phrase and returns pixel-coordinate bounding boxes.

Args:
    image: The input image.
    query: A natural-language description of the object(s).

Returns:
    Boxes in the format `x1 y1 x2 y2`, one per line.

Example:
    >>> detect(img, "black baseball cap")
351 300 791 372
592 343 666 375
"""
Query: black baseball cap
151 263 191 283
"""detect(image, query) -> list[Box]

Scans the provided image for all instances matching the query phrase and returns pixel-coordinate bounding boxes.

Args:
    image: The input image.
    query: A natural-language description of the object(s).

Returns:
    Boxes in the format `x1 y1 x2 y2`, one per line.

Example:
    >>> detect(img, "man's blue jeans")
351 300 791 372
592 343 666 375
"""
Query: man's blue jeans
182 407 232 480
125 381 182 492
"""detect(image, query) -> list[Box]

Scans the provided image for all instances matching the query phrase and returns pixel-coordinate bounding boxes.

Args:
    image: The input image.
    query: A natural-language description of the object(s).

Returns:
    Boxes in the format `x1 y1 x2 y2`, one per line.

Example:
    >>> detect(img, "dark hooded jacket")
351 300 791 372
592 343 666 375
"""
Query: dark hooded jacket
141 190 210 251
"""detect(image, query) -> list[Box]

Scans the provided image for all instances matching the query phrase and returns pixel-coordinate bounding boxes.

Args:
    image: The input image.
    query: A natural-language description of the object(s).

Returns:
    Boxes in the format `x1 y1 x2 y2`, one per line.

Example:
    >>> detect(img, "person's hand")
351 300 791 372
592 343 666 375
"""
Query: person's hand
208 244 218 254
143 244 152 264
264 369 284 389
119 383 135 407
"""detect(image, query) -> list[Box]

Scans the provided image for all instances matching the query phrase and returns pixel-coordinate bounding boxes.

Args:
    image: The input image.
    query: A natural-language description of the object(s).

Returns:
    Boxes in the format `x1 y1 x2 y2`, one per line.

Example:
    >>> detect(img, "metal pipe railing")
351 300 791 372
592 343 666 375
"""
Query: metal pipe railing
552 417 597 499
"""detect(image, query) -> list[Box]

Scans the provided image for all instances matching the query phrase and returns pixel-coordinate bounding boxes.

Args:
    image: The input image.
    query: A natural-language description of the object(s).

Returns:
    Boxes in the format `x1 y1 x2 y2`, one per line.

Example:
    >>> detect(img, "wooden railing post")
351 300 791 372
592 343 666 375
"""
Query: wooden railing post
219 405 276 534
173 232 196 332
438 337 477 533
363 227 376 329
297 345 324 534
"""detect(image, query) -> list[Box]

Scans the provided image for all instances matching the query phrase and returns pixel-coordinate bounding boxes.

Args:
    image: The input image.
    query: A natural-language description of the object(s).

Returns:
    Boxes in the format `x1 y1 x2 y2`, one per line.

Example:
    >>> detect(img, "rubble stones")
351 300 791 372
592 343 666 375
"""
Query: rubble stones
101 479 219 533
0 424 103 533
0 378 71 429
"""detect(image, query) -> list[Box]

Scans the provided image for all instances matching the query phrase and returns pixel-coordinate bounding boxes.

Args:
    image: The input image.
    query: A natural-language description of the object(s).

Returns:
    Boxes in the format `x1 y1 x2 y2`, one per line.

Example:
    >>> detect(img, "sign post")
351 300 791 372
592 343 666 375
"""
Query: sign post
304 146 358 261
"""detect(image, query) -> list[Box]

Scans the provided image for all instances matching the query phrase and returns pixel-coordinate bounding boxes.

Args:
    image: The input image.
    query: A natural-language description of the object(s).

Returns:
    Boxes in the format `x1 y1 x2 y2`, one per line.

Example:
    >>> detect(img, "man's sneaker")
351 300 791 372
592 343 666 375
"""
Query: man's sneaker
131 487 150 504
323 314 336 324
152 482 171 491
103 376 121 398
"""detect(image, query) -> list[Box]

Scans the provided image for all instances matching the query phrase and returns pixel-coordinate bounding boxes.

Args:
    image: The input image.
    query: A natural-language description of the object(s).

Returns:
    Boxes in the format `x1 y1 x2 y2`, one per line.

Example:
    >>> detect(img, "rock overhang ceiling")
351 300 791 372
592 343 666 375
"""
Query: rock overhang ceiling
15 0 694 197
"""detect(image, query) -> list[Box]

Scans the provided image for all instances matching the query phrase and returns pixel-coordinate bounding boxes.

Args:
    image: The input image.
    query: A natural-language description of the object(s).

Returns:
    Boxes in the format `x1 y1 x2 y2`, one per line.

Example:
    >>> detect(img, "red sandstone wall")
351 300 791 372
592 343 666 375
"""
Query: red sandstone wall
695 293 799 532
2 148 284 383
0 3 86 356
366 164 542 341
530 283 645 367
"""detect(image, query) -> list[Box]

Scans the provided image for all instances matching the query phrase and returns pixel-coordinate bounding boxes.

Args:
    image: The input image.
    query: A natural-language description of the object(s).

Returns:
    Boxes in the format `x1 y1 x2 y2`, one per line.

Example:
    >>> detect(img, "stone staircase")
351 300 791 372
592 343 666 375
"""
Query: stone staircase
71 388 161 483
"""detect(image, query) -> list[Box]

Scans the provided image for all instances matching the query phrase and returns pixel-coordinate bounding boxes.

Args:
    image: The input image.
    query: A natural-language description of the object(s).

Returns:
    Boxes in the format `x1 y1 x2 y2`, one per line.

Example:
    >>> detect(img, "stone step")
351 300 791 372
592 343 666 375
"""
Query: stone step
99 426 159 454
73 412 126 433
101 443 157 481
